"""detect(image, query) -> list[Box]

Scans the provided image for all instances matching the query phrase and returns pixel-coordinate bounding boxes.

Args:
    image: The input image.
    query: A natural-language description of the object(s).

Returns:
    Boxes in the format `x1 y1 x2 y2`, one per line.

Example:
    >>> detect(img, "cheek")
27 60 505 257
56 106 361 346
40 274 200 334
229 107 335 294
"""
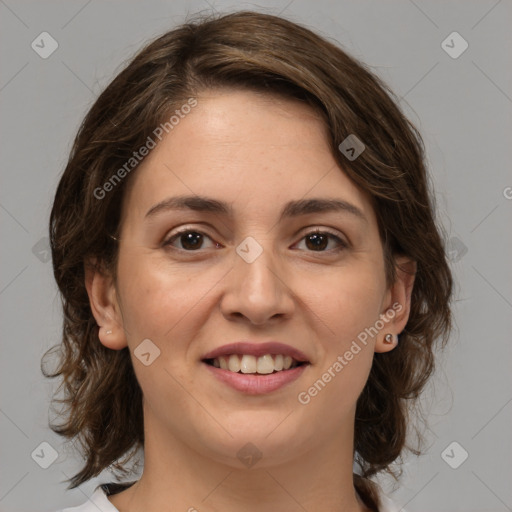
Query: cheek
297 265 385 410
311 264 387 342
115 255 209 405
297 276 381 423
116 251 195 338
116 249 227 350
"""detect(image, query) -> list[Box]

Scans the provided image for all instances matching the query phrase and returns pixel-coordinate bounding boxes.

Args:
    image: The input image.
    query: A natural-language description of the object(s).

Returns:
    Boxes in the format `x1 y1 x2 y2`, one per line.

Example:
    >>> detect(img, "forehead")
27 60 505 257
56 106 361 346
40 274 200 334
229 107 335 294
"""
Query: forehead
121 89 375 226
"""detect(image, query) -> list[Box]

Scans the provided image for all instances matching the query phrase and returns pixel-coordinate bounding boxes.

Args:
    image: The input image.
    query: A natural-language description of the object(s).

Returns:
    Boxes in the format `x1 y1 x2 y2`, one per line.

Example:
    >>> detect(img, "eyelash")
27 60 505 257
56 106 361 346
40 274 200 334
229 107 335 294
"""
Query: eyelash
162 227 348 254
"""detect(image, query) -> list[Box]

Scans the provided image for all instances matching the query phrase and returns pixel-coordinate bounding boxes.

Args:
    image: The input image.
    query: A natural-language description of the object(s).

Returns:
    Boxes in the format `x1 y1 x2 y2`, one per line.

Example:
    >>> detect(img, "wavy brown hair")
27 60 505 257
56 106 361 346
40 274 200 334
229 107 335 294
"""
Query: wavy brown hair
43 10 453 511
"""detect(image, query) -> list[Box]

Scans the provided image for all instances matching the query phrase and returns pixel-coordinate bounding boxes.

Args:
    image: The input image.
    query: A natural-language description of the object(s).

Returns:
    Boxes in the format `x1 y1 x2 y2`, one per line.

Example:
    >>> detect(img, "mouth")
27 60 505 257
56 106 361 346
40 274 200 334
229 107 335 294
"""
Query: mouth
203 354 308 374
201 341 311 395
201 342 310 395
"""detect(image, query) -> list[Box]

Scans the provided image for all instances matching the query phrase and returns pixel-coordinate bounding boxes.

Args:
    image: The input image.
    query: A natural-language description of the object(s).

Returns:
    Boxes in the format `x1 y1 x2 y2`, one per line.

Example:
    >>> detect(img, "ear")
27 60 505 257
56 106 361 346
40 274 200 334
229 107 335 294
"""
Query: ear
84 259 127 350
375 255 416 354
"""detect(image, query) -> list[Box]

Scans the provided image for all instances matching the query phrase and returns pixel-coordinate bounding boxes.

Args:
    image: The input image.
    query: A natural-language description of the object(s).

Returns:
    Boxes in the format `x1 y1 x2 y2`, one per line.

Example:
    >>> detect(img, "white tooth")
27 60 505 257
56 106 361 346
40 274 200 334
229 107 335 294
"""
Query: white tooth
240 354 257 373
274 354 284 371
219 354 295 374
228 354 241 372
257 354 274 374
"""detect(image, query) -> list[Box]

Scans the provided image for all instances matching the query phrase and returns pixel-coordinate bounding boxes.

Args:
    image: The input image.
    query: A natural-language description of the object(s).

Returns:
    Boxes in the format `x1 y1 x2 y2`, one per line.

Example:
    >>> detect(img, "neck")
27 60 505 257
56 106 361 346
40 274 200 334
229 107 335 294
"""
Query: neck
109 407 370 512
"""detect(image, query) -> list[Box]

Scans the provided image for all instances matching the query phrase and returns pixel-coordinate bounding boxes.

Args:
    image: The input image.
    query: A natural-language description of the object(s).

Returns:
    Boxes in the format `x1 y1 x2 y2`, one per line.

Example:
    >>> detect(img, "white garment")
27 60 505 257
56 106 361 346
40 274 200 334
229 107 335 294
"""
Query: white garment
55 485 405 512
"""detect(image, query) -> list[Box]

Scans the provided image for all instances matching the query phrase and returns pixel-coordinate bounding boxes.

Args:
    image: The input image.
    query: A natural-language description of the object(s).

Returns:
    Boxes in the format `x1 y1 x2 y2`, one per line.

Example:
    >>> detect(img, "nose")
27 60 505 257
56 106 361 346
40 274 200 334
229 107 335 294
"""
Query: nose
220 240 295 326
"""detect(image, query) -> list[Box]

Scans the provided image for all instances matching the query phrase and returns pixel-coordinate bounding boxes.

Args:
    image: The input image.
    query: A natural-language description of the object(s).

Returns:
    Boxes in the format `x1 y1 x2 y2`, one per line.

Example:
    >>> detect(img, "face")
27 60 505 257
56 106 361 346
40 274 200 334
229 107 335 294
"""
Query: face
89 89 413 469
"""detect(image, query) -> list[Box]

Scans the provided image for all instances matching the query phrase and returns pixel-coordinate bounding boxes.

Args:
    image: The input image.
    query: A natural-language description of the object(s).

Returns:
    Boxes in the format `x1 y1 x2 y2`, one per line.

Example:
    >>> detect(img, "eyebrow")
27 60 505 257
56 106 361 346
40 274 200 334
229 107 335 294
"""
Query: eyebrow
145 195 367 223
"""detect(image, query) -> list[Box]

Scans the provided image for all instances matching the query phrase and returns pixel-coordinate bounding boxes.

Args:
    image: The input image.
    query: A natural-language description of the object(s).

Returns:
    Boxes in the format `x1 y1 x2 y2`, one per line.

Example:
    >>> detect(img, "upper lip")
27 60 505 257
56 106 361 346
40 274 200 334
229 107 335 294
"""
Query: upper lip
202 342 310 363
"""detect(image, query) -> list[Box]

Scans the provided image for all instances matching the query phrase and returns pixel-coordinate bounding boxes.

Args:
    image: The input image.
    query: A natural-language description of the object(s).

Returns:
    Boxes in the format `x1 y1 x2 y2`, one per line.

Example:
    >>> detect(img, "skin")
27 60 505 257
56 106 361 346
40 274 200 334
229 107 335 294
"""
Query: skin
86 89 415 512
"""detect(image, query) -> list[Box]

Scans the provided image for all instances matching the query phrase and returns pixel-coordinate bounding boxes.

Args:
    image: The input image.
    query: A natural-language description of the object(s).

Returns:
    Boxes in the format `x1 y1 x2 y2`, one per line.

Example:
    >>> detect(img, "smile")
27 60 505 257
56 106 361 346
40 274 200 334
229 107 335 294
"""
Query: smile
202 358 309 395
204 354 304 374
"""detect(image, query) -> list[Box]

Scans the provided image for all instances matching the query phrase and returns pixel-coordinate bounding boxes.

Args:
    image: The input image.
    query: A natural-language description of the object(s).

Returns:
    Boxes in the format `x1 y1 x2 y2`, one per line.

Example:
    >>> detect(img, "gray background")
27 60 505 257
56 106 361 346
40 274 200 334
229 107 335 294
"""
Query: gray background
1 1 511 511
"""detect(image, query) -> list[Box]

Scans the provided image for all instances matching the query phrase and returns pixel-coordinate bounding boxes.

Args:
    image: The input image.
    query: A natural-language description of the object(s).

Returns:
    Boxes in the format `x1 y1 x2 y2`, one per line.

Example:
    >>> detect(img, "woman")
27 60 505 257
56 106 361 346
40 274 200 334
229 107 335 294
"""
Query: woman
45 10 453 512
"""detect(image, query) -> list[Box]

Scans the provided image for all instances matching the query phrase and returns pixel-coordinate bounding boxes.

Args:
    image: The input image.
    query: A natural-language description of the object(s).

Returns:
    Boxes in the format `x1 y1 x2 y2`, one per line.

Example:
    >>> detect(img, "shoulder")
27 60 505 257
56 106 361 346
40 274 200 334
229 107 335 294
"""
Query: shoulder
53 486 119 512
54 483 401 512
379 492 405 512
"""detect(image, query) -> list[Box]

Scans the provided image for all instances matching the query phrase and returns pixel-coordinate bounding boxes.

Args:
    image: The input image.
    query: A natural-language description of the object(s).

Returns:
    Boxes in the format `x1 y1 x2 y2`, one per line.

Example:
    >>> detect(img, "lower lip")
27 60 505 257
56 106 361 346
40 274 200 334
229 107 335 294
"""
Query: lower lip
203 362 308 395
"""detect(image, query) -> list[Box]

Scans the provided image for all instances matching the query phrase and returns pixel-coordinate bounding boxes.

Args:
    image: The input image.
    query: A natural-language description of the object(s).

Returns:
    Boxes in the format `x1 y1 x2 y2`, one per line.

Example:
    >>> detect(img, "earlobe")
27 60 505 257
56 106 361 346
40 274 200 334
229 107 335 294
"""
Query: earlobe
375 256 416 354
383 333 397 345
84 259 128 350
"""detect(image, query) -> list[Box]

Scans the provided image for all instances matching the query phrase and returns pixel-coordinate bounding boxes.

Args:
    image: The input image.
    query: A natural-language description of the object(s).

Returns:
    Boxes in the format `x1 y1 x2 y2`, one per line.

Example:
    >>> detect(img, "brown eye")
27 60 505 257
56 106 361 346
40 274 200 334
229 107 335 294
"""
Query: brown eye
178 232 203 250
295 230 347 253
164 230 217 251
305 232 329 251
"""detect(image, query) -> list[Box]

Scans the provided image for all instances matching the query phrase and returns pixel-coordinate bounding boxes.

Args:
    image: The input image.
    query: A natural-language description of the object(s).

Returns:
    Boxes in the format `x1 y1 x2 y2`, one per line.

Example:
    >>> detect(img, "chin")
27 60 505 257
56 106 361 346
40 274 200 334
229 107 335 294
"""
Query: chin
189 414 312 468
